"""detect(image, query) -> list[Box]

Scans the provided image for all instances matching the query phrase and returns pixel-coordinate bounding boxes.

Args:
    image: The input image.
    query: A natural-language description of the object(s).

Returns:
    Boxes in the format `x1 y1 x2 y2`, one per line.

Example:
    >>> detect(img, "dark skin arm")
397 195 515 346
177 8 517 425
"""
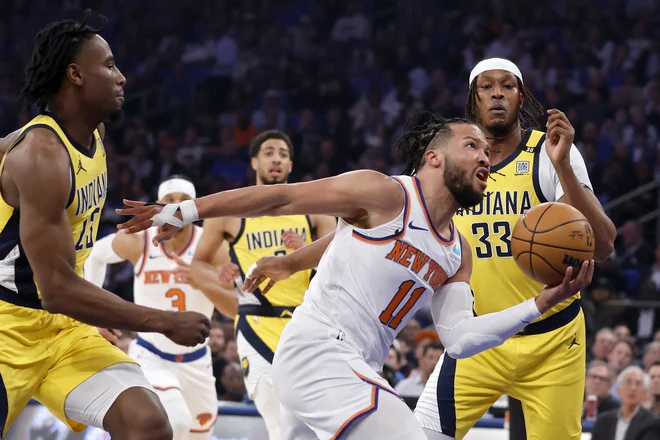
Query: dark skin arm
546 109 616 261
3 129 207 344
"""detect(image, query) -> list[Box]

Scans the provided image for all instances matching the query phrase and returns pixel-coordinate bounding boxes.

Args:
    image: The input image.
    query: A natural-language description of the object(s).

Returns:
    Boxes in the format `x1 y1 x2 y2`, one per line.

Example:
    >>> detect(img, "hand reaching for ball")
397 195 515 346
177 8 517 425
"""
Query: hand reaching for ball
535 260 595 314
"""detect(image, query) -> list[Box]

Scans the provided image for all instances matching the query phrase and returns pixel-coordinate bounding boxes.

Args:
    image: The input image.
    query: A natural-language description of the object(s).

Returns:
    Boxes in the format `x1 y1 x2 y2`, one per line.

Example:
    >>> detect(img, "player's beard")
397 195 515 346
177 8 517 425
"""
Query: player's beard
259 170 289 185
480 108 519 139
444 158 484 209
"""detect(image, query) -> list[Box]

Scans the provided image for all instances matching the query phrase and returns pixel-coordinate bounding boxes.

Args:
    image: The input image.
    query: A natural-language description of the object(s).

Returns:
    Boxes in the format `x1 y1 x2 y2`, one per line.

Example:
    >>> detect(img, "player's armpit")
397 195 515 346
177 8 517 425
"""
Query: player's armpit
6 130 170 332
311 214 338 239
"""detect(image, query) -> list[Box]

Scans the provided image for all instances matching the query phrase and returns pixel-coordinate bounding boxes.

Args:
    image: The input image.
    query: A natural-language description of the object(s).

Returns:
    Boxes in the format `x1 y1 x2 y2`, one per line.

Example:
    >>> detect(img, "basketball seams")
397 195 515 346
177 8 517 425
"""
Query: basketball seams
532 218 589 234
516 251 565 276
528 203 554 279
511 237 595 253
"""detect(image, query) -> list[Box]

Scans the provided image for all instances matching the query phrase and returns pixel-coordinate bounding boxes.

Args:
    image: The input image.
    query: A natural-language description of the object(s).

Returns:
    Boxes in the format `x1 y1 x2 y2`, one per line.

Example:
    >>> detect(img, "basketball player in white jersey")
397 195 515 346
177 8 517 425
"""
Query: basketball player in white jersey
116 115 594 439
85 176 234 439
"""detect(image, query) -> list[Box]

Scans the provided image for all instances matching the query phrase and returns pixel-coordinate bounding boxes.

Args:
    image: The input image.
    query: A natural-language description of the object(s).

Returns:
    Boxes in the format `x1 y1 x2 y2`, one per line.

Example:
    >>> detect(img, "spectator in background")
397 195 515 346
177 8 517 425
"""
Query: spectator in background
615 324 634 343
617 280 660 343
643 342 660 371
591 328 619 363
209 320 229 399
616 220 655 274
591 366 657 440
382 343 406 388
223 338 240 364
609 339 636 400
394 342 444 400
219 363 248 403
585 360 621 417
648 362 660 415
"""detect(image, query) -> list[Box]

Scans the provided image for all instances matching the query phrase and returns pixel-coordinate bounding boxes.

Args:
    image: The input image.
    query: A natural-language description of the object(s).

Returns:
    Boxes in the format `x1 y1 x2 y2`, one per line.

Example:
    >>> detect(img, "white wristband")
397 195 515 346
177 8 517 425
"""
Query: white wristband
151 200 199 228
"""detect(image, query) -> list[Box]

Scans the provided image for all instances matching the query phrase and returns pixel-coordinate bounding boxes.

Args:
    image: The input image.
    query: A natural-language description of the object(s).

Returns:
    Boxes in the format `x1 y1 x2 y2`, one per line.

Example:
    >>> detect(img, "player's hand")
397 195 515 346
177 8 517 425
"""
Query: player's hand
545 109 575 167
97 327 122 345
536 260 594 314
218 262 240 285
243 256 294 294
116 200 181 244
283 230 306 250
173 255 198 289
162 311 211 346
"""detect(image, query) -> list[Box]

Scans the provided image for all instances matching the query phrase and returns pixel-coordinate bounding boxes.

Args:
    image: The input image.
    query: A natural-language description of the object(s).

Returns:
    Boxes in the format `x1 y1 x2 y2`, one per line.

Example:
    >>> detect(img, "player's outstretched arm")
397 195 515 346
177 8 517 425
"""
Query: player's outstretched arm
431 236 594 359
117 170 403 244
5 130 210 346
243 231 336 294
190 218 239 317
84 231 144 287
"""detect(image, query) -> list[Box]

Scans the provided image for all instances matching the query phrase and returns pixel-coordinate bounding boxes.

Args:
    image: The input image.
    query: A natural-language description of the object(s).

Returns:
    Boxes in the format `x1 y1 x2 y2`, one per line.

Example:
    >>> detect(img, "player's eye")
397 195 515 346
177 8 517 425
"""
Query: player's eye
480 84 491 90
504 84 514 89
467 142 476 148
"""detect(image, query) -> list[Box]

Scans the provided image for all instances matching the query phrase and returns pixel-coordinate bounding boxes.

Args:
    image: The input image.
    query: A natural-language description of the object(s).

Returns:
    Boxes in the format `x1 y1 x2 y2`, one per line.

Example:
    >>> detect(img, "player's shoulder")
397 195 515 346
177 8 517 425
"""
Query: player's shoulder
4 128 70 177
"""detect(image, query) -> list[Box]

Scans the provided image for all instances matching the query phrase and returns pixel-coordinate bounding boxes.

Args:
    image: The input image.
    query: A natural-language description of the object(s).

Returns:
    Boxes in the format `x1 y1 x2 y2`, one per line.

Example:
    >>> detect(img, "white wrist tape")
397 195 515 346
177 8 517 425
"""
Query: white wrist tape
151 200 199 228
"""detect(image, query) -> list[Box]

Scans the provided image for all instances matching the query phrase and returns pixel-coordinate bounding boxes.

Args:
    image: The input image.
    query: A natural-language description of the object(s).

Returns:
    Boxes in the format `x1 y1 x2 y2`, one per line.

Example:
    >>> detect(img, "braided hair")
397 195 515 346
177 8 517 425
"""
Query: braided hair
464 77 545 129
393 111 472 176
21 10 107 113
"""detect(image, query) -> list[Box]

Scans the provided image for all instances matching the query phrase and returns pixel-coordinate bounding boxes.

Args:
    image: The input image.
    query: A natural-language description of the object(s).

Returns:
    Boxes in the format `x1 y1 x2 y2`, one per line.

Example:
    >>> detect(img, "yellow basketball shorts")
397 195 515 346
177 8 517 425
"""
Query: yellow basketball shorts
0 301 136 436
437 303 586 440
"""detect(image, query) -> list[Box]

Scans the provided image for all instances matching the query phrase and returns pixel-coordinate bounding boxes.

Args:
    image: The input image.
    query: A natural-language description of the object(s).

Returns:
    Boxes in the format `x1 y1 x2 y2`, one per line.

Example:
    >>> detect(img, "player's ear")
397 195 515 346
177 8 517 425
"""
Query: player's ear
67 63 83 86
250 156 258 172
424 147 442 169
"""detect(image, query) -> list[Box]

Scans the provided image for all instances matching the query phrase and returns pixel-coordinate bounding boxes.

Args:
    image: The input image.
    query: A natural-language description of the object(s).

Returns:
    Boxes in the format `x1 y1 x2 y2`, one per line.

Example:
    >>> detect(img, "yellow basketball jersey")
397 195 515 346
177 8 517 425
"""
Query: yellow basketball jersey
231 215 313 308
454 129 576 319
0 113 107 309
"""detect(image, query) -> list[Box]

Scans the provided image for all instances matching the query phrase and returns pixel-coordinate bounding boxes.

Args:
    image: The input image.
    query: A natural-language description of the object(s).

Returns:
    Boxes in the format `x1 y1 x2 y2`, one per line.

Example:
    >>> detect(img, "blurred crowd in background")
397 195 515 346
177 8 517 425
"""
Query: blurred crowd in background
3 0 660 426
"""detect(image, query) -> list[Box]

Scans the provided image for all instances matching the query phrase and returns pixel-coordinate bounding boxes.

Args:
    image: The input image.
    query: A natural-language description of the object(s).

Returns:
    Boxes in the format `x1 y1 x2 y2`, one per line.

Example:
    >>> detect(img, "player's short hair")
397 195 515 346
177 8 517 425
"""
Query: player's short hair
464 76 545 129
423 341 445 356
21 9 107 113
249 130 294 159
392 111 473 176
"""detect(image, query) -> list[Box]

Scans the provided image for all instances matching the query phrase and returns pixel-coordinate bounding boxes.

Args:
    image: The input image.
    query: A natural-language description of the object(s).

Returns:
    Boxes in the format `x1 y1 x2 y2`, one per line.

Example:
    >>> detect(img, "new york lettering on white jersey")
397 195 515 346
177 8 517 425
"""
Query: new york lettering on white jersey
300 175 462 370
134 225 214 354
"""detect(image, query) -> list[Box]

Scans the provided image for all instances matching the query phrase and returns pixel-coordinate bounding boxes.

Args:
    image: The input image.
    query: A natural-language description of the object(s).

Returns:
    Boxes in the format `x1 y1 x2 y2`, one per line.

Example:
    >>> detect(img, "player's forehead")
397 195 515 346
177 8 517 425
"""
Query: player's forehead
476 70 518 84
259 139 290 154
76 34 113 64
160 191 192 201
450 123 488 147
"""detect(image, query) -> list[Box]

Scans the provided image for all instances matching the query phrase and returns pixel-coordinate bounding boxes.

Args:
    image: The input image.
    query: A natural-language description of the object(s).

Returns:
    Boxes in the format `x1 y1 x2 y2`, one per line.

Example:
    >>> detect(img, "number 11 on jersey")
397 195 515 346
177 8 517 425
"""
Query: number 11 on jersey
379 280 425 330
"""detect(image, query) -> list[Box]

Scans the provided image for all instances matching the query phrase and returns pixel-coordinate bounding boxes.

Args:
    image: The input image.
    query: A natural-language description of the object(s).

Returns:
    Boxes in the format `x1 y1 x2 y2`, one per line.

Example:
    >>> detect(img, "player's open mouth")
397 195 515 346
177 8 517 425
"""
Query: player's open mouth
269 168 282 176
476 168 489 182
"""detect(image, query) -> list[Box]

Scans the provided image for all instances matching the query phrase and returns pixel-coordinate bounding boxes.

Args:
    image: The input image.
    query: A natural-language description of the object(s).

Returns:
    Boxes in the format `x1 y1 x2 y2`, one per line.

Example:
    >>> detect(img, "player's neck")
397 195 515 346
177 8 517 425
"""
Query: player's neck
416 170 457 234
163 224 194 254
653 396 660 414
47 99 101 151
481 124 524 167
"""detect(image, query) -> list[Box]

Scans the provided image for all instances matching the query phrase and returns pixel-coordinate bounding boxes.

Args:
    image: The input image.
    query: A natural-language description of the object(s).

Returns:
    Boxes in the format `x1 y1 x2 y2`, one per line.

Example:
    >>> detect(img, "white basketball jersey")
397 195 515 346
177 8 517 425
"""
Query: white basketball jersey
133 225 214 354
300 175 463 370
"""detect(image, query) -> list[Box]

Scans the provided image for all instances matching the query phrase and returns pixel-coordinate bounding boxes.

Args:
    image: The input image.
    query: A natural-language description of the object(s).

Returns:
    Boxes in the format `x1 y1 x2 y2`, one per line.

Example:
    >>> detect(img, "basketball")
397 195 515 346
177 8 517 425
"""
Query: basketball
511 202 594 286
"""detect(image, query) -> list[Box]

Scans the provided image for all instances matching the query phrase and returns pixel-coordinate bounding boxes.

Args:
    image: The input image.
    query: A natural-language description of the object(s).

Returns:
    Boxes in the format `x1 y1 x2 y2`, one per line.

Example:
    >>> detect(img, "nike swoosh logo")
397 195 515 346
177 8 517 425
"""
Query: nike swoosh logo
408 221 428 231
149 254 163 259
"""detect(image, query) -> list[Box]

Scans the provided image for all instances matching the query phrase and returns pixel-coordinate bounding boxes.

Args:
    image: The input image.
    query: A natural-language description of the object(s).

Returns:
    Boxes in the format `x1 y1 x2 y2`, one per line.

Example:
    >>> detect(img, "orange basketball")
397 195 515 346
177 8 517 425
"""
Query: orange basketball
511 202 594 286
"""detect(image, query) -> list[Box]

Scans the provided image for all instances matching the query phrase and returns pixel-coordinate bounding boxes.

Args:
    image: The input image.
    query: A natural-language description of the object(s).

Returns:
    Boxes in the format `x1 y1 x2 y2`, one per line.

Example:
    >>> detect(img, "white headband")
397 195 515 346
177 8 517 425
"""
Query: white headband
158 178 196 200
469 58 523 86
